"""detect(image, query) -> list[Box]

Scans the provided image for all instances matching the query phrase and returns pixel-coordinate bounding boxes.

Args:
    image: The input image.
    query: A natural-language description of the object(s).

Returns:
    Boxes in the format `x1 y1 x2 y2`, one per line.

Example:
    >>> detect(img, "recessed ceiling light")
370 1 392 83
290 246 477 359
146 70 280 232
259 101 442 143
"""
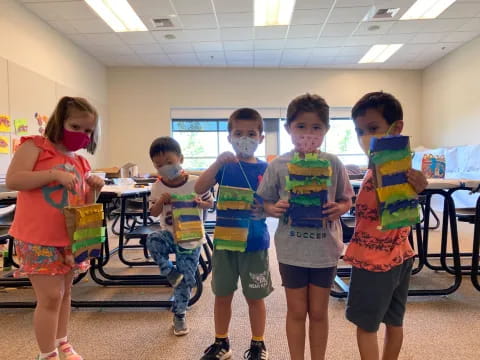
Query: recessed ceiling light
254 0 296 26
401 0 456 20
359 44 403 63
84 0 147 32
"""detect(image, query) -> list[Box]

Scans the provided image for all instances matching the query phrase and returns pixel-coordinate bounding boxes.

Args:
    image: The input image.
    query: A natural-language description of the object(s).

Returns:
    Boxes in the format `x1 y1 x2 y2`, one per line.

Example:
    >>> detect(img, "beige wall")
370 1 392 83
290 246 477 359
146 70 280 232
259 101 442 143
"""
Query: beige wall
108 67 422 172
0 0 108 168
422 35 480 148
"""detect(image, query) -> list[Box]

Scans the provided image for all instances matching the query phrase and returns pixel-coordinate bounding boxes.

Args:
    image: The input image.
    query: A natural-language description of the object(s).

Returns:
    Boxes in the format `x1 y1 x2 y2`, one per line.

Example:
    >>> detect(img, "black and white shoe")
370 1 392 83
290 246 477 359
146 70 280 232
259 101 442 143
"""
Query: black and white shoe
243 341 268 360
200 339 232 360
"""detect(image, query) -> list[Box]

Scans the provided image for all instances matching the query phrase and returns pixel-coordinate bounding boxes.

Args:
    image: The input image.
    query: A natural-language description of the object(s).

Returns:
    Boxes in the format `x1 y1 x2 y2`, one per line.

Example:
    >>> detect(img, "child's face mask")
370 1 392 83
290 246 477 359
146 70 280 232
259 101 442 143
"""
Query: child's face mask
358 122 396 155
291 134 323 153
62 129 91 152
157 164 182 180
231 136 259 158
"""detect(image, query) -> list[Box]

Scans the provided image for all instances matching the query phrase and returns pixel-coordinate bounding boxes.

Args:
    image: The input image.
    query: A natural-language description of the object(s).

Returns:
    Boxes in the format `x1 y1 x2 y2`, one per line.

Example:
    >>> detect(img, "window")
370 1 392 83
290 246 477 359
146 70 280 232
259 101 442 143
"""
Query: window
172 118 266 170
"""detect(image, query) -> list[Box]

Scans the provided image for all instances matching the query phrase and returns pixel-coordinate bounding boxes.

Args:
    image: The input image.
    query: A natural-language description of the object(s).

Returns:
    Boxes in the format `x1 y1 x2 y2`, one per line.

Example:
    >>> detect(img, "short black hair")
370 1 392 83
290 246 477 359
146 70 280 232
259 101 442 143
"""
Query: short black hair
286 93 329 127
149 136 182 159
228 108 263 133
351 91 403 125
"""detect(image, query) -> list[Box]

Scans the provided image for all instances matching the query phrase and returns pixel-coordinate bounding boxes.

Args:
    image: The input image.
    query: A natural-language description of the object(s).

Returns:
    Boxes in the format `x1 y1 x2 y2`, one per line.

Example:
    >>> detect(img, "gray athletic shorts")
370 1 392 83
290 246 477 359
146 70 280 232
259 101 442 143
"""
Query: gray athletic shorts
279 263 337 289
346 258 413 332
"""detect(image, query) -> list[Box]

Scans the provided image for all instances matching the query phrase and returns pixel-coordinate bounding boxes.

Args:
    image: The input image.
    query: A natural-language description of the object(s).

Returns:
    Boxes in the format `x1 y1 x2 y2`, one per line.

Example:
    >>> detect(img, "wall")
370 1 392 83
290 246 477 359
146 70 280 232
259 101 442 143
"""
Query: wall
422 35 480 149
0 0 108 172
108 67 422 172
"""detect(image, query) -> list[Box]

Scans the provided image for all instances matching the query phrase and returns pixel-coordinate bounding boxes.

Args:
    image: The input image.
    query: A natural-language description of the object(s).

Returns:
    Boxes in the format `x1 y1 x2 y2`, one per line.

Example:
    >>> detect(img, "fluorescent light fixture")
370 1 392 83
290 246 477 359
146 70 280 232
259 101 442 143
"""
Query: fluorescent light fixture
359 44 403 63
401 0 456 20
254 0 296 26
84 0 147 32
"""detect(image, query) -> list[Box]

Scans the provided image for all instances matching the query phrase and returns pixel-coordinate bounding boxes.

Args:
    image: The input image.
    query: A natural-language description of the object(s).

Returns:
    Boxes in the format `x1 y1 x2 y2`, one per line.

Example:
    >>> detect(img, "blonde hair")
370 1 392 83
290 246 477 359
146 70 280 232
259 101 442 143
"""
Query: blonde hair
44 96 99 154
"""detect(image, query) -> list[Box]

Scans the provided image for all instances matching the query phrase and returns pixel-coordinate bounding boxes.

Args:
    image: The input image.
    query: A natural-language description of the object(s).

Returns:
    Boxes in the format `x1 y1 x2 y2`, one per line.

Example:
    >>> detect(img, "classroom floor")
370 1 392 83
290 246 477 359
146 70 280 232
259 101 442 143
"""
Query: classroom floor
1 215 479 360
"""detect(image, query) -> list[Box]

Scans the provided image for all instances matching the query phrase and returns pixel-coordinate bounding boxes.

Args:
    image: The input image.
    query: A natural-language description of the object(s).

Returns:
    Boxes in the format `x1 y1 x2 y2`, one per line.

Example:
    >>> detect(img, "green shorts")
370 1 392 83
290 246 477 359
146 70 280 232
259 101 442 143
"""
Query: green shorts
211 249 274 300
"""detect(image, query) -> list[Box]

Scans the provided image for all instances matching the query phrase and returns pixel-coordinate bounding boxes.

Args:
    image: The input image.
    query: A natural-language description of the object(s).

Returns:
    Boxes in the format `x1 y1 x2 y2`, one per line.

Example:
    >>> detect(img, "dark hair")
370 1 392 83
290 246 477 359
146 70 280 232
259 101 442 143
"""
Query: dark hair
228 108 263 133
286 93 330 127
44 96 99 154
149 136 182 159
351 91 403 125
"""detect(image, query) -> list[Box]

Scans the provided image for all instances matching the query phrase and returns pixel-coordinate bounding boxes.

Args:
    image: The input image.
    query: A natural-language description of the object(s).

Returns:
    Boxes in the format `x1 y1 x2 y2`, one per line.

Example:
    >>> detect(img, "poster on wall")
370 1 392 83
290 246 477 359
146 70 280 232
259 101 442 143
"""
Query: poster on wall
0 115 11 133
0 135 10 154
35 112 48 135
14 119 28 135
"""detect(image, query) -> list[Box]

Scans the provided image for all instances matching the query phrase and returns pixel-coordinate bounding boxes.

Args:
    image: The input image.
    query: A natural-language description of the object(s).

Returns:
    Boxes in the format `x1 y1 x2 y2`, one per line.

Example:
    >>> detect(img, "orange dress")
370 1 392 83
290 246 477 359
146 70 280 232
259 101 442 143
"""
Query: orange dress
9 136 91 247
343 170 414 272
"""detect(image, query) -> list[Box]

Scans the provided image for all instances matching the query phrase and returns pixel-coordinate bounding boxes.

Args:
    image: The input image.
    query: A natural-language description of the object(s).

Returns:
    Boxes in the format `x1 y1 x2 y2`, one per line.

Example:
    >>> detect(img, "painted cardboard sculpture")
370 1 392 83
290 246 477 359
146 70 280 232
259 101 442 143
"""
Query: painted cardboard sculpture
286 152 332 228
369 135 420 230
64 203 105 263
214 185 254 252
171 193 204 243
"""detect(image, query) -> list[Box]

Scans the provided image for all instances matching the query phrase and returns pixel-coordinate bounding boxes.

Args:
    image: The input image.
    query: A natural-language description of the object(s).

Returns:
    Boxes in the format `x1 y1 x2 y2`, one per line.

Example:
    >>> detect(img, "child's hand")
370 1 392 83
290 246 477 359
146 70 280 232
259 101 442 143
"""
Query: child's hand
216 151 238 165
86 175 105 191
160 193 172 205
407 169 428 194
266 199 290 218
55 170 78 191
251 199 266 220
323 201 348 221
195 196 211 209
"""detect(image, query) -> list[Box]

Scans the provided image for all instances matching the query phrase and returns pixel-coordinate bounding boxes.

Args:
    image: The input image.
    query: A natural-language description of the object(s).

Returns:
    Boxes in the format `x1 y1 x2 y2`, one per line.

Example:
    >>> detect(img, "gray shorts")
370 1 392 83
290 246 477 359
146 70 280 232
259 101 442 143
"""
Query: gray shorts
279 263 337 289
346 258 413 332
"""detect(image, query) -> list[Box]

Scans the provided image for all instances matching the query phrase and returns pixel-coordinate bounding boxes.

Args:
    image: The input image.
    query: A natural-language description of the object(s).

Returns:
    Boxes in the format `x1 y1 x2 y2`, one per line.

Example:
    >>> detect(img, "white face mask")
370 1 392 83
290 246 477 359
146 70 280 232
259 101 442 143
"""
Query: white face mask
231 136 259 158
358 122 396 155
157 164 182 180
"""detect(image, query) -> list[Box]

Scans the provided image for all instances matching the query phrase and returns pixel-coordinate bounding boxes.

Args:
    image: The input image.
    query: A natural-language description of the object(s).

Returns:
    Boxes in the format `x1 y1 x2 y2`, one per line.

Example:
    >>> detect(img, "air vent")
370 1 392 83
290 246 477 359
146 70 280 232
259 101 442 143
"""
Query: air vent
151 18 174 28
363 7 400 21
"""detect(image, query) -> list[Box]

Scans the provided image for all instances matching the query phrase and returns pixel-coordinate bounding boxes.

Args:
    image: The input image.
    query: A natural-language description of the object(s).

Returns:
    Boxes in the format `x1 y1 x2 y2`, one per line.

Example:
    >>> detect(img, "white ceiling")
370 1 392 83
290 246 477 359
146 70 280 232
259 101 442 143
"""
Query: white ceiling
18 0 480 69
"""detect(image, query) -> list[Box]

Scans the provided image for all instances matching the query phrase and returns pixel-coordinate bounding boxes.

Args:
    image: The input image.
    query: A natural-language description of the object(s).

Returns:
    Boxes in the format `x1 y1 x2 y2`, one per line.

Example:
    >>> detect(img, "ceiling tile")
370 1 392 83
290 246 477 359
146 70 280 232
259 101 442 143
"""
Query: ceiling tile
117 32 157 45
184 28 221 41
291 9 330 25
353 21 394 35
179 13 218 28
321 22 358 37
217 12 253 28
130 43 165 54
254 26 288 39
225 51 254 61
255 39 285 50
335 0 375 6
441 31 479 43
168 53 200 66
80 33 125 46
227 59 254 67
306 56 335 67
213 0 253 13
316 37 347 47
334 55 361 64
173 0 213 15
295 0 335 10
284 38 317 49
140 15 182 31
410 32 447 44
338 45 370 56
254 49 283 60
223 40 254 51
380 33 415 43
420 19 466 33
48 20 79 34
99 54 145 67
25 2 95 20
193 41 224 52
343 35 381 46
70 19 113 34
458 18 480 32
311 47 341 56
196 51 226 65
328 6 370 23
152 30 190 42
221 27 254 40
438 2 480 19
388 20 426 34
129 0 175 17
140 54 172 66
287 25 322 38
161 42 195 53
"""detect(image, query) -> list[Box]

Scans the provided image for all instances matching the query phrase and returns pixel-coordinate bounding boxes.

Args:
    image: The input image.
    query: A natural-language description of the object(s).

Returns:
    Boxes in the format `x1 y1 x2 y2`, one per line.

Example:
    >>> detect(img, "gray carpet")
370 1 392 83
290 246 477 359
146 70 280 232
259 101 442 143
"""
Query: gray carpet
1 218 479 359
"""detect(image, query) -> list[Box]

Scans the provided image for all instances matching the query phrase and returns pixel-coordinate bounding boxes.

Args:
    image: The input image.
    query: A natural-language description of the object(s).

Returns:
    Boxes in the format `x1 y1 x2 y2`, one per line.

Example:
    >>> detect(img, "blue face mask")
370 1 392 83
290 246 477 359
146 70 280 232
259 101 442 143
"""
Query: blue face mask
231 136 259 158
157 164 182 180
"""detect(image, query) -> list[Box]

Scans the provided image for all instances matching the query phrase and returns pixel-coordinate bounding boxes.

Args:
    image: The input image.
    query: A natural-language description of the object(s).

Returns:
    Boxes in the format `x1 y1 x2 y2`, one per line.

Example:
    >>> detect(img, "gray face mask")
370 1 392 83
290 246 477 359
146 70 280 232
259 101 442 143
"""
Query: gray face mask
231 136 259 158
157 164 182 180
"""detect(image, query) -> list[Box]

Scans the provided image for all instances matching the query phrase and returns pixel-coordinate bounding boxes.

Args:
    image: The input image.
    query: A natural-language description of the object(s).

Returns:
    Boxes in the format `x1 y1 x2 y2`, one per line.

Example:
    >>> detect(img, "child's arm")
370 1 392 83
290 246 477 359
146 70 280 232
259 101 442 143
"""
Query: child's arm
263 200 290 218
194 151 238 194
195 190 214 209
323 158 355 221
407 169 428 193
6 140 77 191
150 193 171 217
